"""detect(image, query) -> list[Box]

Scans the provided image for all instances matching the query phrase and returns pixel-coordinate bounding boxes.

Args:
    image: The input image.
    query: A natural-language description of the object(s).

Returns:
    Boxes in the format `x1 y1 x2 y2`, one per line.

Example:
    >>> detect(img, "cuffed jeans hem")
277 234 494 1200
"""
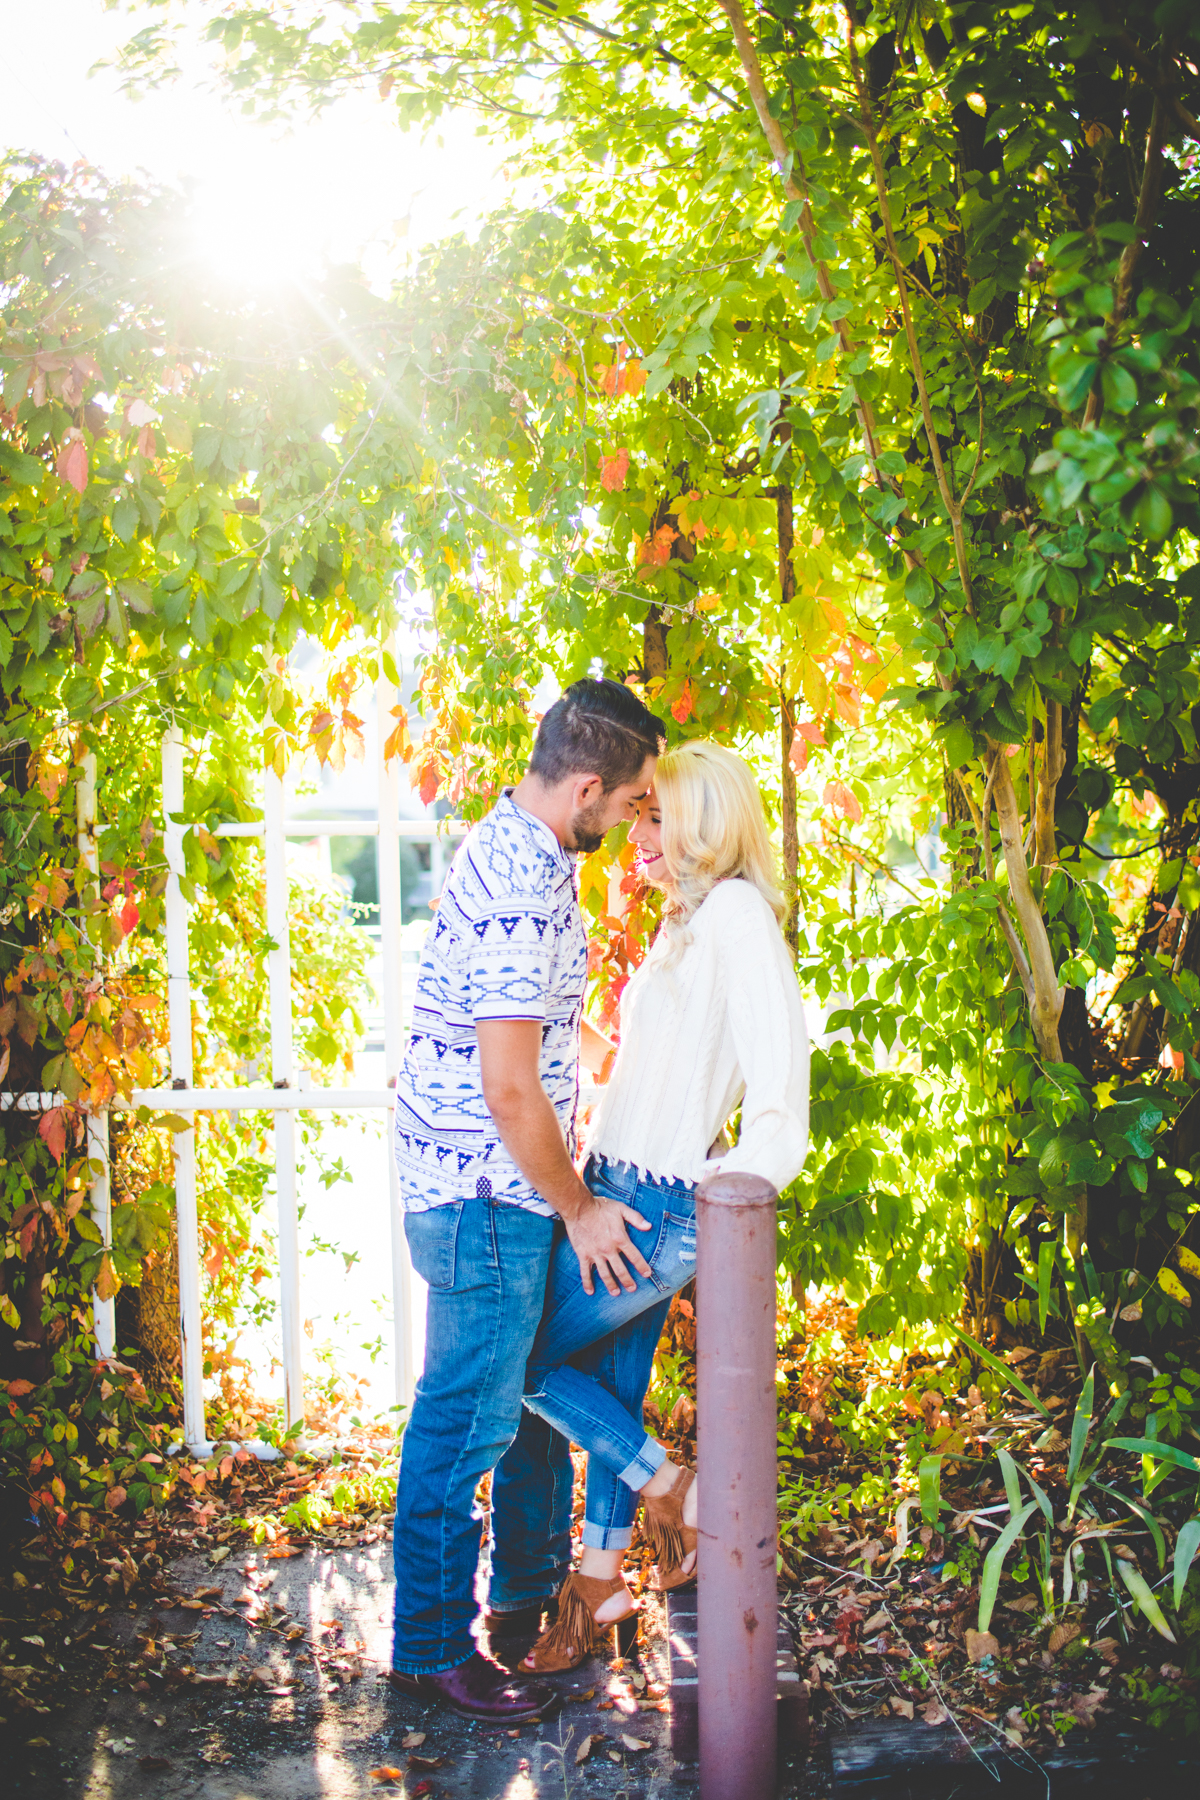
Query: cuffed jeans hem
391 1650 475 1678
581 1521 634 1551
616 1436 666 1493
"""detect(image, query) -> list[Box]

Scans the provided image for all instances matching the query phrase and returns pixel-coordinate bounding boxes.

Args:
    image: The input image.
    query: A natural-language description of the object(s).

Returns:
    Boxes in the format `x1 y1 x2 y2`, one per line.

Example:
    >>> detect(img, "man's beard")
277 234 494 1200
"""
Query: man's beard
563 795 608 855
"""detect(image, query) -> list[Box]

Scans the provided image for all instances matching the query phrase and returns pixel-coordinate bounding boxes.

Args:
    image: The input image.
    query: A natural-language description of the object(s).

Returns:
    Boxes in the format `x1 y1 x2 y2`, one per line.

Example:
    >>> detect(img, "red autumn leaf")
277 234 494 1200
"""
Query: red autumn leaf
38 1107 68 1165
789 719 827 774
636 524 677 570
670 682 694 724
415 756 440 808
595 359 622 397
823 779 863 823
136 423 156 459
57 431 88 494
6 1379 35 1397
600 447 629 492
105 1485 128 1511
120 896 140 936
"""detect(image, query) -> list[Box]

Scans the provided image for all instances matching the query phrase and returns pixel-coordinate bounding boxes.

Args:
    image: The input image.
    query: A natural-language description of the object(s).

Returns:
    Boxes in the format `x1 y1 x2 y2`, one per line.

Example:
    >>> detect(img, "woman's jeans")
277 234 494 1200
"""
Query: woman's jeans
487 1156 696 1613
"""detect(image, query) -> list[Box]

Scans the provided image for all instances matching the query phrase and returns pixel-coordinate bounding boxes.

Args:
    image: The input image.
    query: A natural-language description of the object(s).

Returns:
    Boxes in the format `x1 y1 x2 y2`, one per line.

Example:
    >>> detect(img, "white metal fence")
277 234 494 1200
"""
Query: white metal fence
8 664 468 1457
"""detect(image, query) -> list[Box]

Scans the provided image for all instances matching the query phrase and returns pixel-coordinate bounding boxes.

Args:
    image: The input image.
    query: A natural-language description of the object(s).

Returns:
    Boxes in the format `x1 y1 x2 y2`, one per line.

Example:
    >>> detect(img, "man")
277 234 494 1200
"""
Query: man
388 677 666 1724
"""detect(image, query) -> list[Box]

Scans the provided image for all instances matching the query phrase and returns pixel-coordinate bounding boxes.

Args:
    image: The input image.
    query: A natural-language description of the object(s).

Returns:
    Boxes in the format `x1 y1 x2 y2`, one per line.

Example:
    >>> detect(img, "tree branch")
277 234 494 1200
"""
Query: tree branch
1033 700 1065 875
990 748 1064 1061
717 0 892 490
844 5 976 611
1082 97 1167 426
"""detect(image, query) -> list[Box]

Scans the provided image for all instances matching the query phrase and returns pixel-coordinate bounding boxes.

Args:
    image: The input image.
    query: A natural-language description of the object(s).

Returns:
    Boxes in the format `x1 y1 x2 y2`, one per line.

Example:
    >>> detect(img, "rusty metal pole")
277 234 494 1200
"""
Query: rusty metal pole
697 1171 780 1800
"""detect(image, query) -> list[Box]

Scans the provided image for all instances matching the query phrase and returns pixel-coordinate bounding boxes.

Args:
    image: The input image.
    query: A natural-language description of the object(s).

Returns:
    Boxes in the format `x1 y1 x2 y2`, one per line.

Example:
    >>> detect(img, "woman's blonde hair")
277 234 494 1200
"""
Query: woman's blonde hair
653 741 785 961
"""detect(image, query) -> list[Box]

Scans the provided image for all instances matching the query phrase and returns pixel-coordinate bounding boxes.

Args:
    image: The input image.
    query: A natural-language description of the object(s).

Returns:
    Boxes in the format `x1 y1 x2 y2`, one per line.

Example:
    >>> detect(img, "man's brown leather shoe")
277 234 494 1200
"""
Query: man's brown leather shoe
386 1651 558 1722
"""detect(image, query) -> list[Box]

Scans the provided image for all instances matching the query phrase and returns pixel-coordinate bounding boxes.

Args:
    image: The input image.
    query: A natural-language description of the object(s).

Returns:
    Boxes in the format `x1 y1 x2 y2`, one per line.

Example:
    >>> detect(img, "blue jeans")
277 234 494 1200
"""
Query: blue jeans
487 1156 696 1611
391 1197 556 1674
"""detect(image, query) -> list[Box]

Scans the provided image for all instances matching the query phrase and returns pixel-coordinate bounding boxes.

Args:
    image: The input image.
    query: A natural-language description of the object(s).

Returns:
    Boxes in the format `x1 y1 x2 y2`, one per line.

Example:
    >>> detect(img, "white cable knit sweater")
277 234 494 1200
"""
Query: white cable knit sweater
586 878 810 1194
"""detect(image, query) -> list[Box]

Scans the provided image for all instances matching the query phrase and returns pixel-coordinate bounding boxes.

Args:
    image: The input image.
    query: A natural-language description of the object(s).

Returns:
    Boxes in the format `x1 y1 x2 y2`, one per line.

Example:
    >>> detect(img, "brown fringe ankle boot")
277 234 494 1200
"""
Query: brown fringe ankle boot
642 1465 697 1591
521 1572 639 1673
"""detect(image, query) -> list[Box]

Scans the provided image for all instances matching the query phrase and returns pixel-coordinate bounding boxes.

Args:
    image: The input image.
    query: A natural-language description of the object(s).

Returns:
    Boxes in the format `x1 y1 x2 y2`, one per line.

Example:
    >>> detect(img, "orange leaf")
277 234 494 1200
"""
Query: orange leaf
600 447 629 492
823 779 863 823
105 1484 127 1511
57 431 88 494
135 423 156 459
620 358 647 396
6 1378 35 1397
670 682 694 725
368 1769 405 1784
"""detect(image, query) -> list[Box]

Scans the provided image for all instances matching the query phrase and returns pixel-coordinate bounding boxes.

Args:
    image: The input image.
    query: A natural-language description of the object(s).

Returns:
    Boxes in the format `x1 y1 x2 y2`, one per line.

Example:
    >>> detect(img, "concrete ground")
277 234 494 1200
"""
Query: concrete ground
12 1540 819 1799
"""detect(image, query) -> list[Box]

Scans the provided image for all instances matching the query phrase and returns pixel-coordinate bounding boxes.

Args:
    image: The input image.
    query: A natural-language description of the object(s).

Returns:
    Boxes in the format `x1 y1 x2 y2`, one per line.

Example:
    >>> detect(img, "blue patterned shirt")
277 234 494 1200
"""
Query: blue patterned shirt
392 792 587 1214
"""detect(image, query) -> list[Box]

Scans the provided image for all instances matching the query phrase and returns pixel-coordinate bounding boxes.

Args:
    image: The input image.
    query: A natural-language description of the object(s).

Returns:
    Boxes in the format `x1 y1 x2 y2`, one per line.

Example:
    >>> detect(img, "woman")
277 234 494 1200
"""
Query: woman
510 739 810 1669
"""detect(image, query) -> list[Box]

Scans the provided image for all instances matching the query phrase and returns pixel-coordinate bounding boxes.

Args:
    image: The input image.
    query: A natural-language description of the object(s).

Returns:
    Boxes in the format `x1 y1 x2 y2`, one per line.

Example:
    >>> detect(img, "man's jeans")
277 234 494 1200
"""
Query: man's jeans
391 1197 555 1674
488 1156 696 1613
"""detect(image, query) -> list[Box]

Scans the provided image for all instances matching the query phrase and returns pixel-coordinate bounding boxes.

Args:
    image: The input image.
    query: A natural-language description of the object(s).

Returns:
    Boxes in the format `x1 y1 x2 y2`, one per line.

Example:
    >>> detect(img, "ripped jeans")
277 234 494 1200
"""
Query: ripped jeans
486 1155 696 1612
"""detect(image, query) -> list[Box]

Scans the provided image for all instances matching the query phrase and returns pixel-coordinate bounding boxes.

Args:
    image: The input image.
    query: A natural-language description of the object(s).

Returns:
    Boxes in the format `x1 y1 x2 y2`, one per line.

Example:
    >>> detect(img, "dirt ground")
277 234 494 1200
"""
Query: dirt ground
8 1540 820 1800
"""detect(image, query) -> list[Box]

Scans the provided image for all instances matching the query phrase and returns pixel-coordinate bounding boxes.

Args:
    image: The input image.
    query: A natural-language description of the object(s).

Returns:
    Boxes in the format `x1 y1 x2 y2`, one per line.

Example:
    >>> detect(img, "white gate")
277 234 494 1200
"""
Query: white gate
12 661 466 1458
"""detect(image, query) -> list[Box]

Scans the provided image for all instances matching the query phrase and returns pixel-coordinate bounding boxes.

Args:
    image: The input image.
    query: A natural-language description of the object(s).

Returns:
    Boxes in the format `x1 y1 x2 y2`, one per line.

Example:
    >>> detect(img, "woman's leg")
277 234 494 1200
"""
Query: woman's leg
522 1167 695 1490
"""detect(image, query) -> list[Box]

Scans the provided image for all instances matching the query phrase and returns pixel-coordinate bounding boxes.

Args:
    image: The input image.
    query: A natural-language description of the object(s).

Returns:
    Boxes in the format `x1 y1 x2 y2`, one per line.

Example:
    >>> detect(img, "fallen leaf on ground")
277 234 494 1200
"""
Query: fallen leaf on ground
138 1756 172 1771
889 1697 914 1718
407 1755 445 1771
26 1739 51 1749
863 1610 889 1634
1068 1686 1107 1729
965 1629 1000 1664
921 1699 950 1725
569 1688 596 1703
367 1768 404 1783
621 1734 651 1751
575 1733 605 1765
210 1546 231 1565
401 1732 426 1748
1048 1622 1080 1653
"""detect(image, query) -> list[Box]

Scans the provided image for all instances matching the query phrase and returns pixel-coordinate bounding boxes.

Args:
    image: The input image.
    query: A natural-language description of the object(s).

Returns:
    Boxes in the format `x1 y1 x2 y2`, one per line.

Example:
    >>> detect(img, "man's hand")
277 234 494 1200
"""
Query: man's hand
562 1191 653 1298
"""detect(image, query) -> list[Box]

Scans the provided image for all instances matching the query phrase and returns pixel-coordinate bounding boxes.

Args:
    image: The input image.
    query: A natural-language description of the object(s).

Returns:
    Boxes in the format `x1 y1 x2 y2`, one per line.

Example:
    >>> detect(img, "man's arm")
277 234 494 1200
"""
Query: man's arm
476 1018 651 1296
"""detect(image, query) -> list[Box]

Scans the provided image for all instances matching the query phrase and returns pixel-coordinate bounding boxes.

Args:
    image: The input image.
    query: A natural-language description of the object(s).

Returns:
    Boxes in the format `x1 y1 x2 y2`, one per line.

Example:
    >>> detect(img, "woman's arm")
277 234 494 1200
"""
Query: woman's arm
707 895 810 1192
581 1015 617 1082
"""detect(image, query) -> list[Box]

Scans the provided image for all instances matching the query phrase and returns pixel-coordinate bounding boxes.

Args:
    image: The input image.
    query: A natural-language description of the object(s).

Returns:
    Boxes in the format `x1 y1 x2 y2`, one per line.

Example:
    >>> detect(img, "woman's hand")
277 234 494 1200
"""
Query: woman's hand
562 1192 652 1297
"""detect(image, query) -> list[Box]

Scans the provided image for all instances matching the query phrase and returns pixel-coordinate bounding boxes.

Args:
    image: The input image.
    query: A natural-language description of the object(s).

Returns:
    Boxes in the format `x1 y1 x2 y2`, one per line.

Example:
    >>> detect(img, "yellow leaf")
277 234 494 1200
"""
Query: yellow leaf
1177 1246 1200 1280
694 592 722 613
1158 1267 1191 1306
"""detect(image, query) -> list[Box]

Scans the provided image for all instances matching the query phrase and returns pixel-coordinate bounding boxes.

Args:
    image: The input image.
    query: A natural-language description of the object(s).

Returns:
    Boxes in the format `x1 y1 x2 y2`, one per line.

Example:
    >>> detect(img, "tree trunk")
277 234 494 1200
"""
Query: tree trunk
643 607 669 681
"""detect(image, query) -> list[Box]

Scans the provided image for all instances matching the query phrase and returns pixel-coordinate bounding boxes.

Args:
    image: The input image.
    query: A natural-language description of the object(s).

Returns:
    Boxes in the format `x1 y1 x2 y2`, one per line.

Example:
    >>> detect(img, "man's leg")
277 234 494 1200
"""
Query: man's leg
486 1405 574 1616
391 1198 555 1675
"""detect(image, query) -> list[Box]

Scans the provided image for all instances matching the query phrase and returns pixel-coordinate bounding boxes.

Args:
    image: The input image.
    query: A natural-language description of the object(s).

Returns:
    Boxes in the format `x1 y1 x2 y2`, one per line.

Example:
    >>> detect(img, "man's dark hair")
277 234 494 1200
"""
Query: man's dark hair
530 678 666 792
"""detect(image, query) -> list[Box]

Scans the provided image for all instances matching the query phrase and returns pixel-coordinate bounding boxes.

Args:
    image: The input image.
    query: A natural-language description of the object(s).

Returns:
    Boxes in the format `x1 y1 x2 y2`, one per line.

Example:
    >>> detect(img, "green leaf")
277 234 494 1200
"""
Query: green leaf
997 1447 1023 1520
1037 1237 1056 1335
919 1453 942 1526
0 441 46 486
1173 1518 1200 1610
905 567 935 609
1117 1558 1176 1642
1067 1364 1095 1485
978 1501 1038 1634
1091 1483 1166 1572
1101 1439 1200 1472
950 1327 1051 1417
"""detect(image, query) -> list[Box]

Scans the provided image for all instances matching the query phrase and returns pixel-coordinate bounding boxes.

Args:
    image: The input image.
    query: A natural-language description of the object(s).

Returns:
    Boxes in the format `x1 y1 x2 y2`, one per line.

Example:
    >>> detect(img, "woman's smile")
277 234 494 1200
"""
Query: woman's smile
629 786 666 886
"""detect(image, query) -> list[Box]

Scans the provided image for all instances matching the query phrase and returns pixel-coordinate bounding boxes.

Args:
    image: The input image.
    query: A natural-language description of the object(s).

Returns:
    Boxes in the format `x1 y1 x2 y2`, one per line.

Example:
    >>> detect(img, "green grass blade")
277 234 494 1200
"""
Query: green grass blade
1091 1481 1167 1572
1037 1237 1056 1335
1174 1518 1200 1611
1067 1365 1095 1486
950 1326 1050 1418
978 1500 1037 1634
997 1446 1023 1520
1117 1557 1177 1643
1101 1438 1200 1473
1008 1455 1054 1525
919 1454 942 1527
